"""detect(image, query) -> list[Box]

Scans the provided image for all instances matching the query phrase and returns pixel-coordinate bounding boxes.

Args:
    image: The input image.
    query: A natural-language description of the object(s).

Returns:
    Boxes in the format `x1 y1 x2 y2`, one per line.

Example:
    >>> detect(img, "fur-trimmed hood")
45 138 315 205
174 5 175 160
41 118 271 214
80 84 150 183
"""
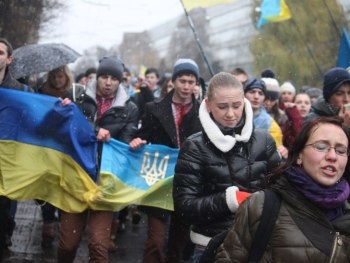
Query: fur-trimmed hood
85 79 130 107
199 98 253 152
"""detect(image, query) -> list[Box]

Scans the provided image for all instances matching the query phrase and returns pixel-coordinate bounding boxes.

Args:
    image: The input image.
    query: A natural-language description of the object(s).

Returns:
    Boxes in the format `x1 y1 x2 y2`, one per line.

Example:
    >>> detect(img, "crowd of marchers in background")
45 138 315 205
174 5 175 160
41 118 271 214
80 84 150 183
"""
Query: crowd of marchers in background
1 36 350 263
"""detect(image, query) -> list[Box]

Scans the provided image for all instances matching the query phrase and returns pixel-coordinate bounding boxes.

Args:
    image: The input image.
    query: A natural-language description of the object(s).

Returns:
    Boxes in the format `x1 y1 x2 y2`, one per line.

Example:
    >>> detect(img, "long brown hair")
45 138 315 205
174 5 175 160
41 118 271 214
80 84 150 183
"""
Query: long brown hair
268 117 350 183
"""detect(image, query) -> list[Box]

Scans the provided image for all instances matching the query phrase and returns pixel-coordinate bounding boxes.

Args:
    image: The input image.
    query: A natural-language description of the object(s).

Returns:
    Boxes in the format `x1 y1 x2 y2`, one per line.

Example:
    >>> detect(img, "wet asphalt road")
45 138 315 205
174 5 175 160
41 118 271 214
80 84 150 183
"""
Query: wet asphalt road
2 200 147 263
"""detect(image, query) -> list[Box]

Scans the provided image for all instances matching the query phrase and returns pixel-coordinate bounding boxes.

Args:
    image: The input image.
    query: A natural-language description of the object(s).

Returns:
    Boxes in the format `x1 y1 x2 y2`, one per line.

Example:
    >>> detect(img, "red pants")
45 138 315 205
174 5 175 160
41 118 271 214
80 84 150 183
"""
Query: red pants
57 210 113 263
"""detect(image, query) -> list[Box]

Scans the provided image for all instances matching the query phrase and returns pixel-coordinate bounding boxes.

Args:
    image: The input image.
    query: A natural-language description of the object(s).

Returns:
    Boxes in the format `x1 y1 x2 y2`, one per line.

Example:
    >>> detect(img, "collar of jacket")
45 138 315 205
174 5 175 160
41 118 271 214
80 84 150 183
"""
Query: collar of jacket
85 78 130 107
312 96 340 116
199 98 253 153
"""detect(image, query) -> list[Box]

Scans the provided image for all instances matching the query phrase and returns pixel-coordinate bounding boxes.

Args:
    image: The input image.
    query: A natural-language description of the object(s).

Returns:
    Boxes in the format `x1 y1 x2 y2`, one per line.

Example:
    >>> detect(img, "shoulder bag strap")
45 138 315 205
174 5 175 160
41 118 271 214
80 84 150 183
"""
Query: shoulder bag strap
248 189 281 263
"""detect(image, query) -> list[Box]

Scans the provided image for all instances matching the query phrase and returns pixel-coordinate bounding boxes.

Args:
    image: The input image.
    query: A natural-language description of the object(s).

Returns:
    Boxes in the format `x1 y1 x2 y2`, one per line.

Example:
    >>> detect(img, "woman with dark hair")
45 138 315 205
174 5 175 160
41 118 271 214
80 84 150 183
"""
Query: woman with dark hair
216 116 350 262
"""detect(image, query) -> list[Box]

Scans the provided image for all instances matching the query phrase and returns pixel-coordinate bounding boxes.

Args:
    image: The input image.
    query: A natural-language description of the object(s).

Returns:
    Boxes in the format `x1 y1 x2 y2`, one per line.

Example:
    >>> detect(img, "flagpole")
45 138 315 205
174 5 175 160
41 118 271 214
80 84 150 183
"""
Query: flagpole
290 19 323 77
179 0 215 77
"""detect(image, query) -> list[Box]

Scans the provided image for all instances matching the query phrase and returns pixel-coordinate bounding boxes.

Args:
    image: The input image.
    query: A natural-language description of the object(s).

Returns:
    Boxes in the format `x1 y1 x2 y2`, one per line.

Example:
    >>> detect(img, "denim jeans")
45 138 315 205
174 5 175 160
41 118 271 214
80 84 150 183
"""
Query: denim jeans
192 246 204 263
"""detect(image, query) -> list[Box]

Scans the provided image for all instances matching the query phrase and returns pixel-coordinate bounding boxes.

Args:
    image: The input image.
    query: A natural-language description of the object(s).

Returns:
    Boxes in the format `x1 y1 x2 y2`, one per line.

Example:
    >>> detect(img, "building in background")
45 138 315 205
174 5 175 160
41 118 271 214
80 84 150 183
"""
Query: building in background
119 0 350 80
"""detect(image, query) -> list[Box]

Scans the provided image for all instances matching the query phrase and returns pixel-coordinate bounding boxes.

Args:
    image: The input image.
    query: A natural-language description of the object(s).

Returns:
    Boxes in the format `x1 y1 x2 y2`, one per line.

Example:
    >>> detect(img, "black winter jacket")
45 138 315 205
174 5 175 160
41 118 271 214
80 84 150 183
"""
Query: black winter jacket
1 68 31 91
304 96 340 122
83 79 139 144
135 90 202 219
173 98 281 246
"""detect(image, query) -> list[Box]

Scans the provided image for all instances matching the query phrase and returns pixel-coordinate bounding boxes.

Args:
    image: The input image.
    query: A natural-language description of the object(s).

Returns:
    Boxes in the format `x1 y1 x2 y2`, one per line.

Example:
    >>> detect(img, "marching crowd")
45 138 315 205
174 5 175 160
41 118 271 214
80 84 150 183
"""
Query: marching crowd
1 36 350 263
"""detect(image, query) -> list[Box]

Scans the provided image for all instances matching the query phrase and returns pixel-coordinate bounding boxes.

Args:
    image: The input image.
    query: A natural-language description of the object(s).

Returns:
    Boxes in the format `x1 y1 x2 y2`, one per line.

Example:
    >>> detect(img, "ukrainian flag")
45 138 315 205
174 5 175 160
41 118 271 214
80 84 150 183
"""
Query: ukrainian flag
0 88 178 212
257 0 292 28
0 87 99 212
94 139 179 211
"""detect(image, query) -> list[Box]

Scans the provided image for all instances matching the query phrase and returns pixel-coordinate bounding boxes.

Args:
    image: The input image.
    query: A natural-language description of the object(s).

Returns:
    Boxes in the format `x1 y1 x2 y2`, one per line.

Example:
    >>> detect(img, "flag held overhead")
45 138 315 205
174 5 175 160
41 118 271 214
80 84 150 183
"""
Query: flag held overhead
337 27 350 68
257 0 292 28
181 0 232 11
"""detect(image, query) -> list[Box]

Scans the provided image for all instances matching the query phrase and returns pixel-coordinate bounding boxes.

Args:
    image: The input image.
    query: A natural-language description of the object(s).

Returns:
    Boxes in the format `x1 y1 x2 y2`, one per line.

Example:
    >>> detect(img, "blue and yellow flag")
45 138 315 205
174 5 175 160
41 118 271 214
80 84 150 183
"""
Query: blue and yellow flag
182 0 232 11
94 139 179 211
0 88 178 212
0 87 99 212
257 0 292 28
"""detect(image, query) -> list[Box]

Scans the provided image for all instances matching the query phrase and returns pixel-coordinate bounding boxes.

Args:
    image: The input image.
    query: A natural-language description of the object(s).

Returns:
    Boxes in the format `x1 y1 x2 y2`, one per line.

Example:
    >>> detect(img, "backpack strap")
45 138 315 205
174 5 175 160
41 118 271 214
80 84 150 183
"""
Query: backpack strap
248 189 281 263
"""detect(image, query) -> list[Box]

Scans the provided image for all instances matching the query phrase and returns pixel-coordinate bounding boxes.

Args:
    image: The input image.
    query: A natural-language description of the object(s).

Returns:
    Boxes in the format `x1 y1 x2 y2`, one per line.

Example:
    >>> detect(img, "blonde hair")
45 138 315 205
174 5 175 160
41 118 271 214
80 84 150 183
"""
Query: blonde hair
206 72 243 101
47 65 73 91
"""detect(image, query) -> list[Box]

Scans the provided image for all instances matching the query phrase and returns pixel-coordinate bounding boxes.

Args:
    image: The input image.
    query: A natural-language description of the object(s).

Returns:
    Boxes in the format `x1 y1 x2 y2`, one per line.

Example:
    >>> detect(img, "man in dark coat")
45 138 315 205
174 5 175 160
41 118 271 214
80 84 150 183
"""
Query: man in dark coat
129 58 202 263
57 57 139 262
0 38 32 260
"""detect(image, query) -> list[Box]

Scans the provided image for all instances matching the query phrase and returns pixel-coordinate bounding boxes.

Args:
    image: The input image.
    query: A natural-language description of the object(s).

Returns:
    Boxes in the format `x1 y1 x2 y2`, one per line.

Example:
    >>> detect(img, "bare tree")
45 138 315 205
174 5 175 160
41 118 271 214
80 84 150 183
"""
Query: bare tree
0 0 65 49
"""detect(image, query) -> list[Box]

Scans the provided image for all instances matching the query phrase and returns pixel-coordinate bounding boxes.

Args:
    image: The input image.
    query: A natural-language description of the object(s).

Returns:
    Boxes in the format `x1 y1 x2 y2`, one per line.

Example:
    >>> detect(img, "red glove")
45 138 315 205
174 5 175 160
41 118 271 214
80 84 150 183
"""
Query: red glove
235 191 251 205
226 186 251 213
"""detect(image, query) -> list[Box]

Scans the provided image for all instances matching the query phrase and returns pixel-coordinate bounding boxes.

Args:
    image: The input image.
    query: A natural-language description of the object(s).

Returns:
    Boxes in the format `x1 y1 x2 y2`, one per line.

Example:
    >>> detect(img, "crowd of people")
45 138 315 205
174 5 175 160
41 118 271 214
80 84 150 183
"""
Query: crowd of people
1 36 350 263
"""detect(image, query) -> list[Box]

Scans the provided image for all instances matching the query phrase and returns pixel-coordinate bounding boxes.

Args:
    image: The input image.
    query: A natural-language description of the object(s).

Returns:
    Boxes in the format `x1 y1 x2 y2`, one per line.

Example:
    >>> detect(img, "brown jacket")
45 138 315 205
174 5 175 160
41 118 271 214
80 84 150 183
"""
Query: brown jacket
216 177 350 263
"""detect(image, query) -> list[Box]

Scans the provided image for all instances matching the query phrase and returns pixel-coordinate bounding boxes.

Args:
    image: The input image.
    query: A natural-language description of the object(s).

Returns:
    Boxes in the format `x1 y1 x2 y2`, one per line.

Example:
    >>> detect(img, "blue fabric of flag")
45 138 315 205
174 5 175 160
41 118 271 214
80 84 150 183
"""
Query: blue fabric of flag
100 139 179 191
337 27 350 68
0 87 97 180
257 0 291 28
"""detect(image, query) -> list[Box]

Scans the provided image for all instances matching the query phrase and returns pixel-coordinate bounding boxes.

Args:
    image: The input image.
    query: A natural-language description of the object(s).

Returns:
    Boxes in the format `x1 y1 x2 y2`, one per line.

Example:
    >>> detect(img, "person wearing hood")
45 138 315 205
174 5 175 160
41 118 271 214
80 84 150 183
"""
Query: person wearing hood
173 72 281 262
305 67 350 130
57 56 139 263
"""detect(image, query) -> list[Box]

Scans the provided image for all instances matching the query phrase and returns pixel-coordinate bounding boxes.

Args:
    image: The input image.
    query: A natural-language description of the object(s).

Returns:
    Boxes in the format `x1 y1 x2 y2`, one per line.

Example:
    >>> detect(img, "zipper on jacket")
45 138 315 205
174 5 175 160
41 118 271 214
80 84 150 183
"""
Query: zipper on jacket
329 232 342 262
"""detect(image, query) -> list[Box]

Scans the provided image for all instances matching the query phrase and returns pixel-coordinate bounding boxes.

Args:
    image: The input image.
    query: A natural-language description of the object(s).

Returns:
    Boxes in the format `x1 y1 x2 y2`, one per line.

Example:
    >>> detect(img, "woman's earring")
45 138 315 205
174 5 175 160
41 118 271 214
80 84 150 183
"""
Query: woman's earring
296 159 302 167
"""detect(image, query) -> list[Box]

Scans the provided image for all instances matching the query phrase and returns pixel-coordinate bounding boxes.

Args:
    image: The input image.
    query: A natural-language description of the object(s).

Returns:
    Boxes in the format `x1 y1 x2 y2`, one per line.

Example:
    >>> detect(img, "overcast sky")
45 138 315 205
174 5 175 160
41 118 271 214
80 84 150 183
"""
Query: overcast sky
40 0 184 54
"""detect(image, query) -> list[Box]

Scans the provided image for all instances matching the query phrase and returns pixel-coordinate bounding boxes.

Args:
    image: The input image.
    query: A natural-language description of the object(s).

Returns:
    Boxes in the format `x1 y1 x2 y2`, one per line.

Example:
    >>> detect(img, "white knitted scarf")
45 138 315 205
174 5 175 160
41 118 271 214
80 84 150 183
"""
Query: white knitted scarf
199 98 253 152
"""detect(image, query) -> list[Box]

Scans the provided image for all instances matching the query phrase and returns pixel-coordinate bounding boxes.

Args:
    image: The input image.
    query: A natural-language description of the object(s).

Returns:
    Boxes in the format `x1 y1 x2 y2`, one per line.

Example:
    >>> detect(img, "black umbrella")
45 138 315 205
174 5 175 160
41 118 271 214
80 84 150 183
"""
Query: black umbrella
9 43 81 79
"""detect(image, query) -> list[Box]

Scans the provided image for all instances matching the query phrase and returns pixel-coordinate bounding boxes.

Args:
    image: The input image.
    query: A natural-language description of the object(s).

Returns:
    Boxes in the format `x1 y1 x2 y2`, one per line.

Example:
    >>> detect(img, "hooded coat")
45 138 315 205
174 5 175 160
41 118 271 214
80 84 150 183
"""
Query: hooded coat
304 96 340 121
216 176 350 263
173 99 281 247
82 79 139 143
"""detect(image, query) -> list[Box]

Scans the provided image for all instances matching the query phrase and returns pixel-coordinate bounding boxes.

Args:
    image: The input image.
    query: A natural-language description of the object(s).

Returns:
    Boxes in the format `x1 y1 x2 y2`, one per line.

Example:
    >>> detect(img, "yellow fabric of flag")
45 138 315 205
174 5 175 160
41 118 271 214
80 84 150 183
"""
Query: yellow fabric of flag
182 0 232 11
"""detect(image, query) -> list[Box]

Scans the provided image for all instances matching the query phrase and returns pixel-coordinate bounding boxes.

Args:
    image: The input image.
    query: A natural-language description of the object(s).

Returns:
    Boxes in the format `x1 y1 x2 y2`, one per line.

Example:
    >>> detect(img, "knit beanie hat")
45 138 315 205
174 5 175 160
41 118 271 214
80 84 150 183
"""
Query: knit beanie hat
85 67 97 77
97 57 124 82
244 77 266 95
262 77 280 100
172 58 199 82
323 67 350 102
261 68 276 79
280 81 296 95
305 87 322 100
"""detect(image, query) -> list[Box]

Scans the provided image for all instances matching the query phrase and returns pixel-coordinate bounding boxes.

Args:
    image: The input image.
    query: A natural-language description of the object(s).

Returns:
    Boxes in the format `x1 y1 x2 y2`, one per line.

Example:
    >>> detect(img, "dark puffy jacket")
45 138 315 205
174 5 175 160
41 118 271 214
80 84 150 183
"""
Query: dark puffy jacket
216 176 350 263
173 99 281 245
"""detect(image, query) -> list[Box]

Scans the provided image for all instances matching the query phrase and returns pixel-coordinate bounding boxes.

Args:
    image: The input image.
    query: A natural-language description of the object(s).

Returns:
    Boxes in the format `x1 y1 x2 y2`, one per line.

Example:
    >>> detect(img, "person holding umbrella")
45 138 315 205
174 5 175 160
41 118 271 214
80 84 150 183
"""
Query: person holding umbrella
37 65 87 249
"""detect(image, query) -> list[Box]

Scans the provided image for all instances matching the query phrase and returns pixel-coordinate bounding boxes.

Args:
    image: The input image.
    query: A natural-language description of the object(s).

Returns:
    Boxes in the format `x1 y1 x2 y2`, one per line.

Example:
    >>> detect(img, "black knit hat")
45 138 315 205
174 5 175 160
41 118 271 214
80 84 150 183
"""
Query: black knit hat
172 58 199 82
244 77 266 95
261 68 275 78
96 57 124 82
323 67 350 102
85 67 97 77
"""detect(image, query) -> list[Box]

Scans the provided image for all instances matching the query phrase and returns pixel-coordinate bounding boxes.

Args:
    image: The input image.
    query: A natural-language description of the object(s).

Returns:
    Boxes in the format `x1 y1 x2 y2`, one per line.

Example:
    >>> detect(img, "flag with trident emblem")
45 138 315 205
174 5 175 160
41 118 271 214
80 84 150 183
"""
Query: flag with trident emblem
92 139 179 211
